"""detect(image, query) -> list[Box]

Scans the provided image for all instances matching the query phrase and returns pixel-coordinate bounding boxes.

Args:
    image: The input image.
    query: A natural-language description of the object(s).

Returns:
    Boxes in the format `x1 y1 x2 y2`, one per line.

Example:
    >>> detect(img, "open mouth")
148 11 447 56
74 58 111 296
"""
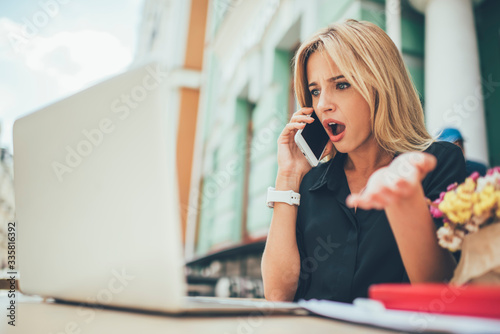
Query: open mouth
328 122 346 136
323 119 346 143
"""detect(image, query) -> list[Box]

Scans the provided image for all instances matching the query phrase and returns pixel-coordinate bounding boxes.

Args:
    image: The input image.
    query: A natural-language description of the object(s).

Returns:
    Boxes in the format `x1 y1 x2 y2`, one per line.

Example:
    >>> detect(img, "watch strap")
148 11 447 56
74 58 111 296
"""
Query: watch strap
266 187 300 208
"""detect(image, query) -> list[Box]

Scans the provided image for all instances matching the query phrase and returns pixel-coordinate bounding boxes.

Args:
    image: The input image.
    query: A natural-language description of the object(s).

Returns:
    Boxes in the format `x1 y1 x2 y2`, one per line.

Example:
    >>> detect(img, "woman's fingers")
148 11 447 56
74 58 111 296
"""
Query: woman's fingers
346 152 437 211
276 108 317 176
280 108 315 139
370 188 399 207
413 152 437 180
345 194 359 208
347 185 397 210
280 108 317 142
278 122 306 144
284 122 306 132
389 177 417 198
346 193 385 210
290 107 314 122
290 115 315 124
390 152 436 182
292 107 314 117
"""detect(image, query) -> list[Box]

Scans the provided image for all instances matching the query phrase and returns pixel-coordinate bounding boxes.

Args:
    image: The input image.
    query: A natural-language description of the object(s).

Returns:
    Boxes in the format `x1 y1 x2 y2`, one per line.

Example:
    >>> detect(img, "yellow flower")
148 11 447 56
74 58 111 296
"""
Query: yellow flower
434 169 500 252
438 180 476 224
473 185 497 217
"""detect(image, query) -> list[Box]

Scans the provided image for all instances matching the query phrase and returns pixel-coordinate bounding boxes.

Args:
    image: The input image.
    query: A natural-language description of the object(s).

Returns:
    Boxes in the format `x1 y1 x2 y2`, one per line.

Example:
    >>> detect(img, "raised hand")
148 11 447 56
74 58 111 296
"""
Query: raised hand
277 107 333 178
346 152 437 210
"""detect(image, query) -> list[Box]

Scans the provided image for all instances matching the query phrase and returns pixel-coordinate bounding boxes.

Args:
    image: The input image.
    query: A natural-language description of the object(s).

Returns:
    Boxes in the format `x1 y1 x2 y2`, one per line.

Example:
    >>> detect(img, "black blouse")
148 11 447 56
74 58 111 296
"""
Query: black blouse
293 141 466 303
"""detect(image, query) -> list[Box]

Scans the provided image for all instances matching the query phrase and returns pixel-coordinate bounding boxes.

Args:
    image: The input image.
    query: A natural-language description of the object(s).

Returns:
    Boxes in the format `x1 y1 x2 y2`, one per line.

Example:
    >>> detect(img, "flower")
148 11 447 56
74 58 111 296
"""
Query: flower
437 225 465 252
430 168 500 251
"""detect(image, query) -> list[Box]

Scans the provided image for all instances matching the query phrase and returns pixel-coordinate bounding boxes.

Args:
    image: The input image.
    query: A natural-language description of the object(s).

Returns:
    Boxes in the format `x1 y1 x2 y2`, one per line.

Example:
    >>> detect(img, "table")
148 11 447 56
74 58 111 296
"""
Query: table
0 293 394 334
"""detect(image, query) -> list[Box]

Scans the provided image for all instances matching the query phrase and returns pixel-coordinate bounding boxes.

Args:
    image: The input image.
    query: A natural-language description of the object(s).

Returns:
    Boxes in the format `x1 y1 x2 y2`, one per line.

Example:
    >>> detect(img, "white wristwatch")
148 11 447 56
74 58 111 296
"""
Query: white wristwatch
266 187 301 208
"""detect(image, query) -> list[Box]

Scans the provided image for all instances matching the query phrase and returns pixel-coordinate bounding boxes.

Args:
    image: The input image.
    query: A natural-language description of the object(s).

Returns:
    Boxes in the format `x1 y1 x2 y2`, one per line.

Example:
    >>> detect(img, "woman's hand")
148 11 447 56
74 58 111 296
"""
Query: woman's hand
277 108 333 179
346 152 437 210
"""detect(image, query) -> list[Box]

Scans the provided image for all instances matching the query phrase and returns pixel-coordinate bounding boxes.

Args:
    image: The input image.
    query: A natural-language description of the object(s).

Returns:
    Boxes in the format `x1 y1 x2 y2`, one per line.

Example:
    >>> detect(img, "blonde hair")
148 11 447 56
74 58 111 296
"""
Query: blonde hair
294 19 433 155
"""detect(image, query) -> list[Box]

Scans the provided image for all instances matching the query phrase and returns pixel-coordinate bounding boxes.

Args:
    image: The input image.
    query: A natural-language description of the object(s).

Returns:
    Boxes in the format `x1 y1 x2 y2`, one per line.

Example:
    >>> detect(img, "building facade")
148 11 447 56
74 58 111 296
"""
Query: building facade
135 0 499 296
134 0 209 244
190 0 417 259
188 0 500 262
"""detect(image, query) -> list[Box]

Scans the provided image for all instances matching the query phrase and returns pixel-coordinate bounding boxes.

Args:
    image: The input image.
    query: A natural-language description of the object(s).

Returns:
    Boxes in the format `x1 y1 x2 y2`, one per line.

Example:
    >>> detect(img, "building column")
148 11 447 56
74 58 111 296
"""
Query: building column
409 0 489 164
386 0 401 50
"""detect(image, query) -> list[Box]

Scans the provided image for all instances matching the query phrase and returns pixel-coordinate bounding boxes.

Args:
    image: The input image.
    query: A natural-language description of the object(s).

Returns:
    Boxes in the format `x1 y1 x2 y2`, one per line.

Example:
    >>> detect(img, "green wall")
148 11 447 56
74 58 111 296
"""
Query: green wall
318 0 359 28
195 0 473 256
246 49 292 236
196 99 249 255
476 0 500 166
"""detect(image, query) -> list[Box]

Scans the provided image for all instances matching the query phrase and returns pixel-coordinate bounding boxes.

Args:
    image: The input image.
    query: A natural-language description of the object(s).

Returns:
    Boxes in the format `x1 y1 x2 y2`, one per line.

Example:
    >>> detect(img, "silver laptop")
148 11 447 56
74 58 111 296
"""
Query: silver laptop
13 63 303 315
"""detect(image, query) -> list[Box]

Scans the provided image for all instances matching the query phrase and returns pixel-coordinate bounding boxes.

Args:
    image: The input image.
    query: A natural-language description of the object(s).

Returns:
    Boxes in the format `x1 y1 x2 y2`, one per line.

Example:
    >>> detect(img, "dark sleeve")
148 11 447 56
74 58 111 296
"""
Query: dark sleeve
466 160 488 177
422 142 467 227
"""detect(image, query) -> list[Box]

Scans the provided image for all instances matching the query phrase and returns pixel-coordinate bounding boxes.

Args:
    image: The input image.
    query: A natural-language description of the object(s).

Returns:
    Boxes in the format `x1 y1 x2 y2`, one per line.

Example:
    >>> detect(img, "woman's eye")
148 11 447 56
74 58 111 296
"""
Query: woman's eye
310 89 320 96
337 82 350 90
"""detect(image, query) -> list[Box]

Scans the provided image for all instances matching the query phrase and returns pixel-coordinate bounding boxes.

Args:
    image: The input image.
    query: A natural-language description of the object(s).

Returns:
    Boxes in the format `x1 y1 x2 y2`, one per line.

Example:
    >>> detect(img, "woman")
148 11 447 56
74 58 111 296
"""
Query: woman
261 19 466 303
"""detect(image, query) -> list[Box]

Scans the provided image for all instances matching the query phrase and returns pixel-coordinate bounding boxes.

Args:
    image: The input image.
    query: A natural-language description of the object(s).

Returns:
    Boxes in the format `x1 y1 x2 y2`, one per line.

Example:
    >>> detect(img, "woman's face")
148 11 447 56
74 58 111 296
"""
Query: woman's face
306 51 374 154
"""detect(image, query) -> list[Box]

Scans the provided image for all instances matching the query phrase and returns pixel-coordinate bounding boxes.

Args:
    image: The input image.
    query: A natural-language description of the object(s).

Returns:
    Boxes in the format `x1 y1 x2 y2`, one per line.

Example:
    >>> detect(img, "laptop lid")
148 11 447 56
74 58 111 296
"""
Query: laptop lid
13 63 187 312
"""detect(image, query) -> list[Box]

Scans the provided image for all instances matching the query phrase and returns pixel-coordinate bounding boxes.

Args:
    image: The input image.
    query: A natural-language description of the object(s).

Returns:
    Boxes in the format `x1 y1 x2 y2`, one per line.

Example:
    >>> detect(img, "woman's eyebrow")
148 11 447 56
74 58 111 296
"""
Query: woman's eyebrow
308 75 345 87
328 75 345 82
308 82 318 88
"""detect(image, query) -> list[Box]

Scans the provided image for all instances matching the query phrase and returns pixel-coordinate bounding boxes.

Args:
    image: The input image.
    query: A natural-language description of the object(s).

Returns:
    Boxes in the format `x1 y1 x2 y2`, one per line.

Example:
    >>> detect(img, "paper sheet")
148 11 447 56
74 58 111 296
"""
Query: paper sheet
298 298 500 333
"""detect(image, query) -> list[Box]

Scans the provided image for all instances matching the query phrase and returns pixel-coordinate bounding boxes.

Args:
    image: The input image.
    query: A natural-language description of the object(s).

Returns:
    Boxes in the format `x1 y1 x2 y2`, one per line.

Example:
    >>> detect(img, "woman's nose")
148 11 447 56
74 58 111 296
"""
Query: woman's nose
316 91 335 113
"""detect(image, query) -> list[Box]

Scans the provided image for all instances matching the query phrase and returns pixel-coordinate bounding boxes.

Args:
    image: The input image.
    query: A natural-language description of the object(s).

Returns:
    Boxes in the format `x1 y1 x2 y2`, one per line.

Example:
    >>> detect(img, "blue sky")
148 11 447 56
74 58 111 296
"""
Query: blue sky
0 0 145 151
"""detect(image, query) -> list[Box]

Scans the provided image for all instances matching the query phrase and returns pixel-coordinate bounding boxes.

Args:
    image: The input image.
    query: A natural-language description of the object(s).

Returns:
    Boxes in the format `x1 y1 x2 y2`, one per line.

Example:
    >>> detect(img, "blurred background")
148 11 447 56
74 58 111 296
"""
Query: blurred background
0 0 499 298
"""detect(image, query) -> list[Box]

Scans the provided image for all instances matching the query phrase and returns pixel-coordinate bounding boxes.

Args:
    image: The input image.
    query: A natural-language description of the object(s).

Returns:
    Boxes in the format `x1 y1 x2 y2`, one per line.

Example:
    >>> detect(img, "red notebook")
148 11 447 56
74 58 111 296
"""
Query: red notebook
369 283 500 319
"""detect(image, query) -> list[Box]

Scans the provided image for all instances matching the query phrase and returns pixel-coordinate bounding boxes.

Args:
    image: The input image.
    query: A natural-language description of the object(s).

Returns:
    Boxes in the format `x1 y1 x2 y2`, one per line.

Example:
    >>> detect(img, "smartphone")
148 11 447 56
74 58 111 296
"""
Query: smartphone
294 111 330 167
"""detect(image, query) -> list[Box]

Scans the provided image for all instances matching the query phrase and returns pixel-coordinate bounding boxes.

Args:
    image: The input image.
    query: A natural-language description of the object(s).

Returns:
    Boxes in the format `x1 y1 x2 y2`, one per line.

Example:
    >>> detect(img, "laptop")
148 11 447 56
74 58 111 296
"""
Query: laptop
13 62 304 315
